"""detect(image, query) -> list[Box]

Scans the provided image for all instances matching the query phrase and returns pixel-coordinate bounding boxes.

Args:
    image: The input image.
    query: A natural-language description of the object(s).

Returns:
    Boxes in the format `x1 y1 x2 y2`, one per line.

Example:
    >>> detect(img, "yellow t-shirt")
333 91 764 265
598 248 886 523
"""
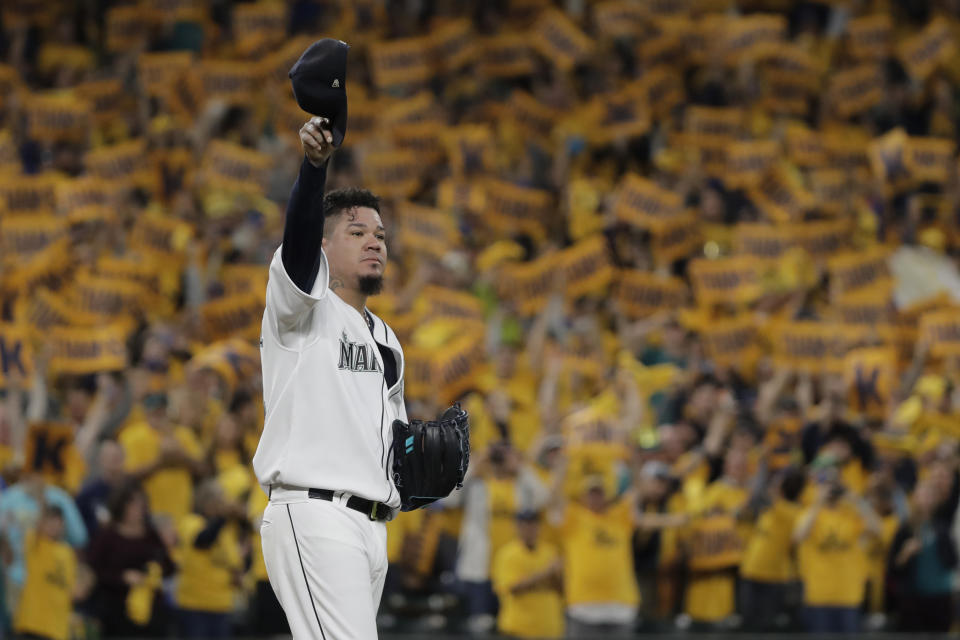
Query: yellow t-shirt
801 460 868 506
488 477 519 565
506 403 541 455
385 509 443 577
533 465 562 550
411 512 444 576
699 480 752 541
683 481 749 622
697 480 749 515
477 364 542 454
674 452 710 510
841 459 866 495
685 573 735 623
248 488 270 582
58 444 87 495
686 513 744 572
120 422 202 521
212 448 245 475
462 393 497 457
684 512 743 622
440 505 463 540
217 465 253 503
564 440 628 500
14 532 77 640
387 510 421 564
741 500 802 583
797 504 868 607
199 398 226 448
658 492 687 568
562 501 639 607
175 513 242 612
492 540 564 639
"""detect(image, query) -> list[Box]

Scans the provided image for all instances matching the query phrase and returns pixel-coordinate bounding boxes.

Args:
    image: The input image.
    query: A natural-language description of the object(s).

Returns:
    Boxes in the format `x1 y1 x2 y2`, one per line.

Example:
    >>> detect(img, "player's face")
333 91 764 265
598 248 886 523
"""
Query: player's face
323 206 387 285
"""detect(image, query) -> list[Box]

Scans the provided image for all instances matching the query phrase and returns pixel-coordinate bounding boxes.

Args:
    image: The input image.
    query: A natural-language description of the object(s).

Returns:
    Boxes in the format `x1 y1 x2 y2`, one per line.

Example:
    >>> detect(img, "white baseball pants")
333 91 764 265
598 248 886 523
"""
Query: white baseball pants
261 485 389 639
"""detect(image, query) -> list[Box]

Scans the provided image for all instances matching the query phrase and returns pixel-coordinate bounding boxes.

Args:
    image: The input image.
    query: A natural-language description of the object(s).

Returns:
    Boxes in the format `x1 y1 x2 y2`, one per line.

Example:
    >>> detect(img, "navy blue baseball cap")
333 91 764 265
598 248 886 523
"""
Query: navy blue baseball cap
289 38 349 147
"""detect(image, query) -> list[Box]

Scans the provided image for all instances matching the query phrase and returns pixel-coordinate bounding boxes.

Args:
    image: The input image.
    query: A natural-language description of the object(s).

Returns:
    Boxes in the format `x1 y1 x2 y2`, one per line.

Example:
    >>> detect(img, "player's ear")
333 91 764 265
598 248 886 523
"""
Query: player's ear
321 236 327 249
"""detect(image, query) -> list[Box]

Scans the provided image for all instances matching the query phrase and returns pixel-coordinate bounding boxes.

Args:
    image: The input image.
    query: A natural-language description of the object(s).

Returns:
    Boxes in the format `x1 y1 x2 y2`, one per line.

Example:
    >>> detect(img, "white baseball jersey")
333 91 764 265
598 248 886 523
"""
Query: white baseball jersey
253 245 406 510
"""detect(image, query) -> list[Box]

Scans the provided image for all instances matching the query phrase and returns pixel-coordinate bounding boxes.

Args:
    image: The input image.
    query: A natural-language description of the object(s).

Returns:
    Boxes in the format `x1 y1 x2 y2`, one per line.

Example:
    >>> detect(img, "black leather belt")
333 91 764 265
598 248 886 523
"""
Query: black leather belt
308 488 391 521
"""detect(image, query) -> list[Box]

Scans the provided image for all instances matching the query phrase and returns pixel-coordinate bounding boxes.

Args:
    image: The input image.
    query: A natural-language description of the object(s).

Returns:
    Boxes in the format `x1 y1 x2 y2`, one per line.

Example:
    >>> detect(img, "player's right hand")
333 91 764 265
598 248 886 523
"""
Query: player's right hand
300 116 335 167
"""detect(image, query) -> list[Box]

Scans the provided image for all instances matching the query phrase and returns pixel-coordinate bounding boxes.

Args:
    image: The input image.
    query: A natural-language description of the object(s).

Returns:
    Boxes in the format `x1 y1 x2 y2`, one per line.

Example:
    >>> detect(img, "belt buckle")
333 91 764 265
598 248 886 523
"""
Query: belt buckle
369 501 380 521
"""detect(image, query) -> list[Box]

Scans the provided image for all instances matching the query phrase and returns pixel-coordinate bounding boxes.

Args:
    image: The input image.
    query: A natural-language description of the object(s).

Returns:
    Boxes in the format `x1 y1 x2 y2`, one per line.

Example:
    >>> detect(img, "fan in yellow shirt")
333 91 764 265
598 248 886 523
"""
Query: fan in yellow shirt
633 461 687 622
488 473 521 560
14 506 81 640
682 448 751 626
492 511 563 639
739 467 806 631
207 412 251 476
477 349 542 454
456 441 551 632
558 475 639 635
175 479 246 638
120 393 204 521
531 436 565 549
564 438 630 501
793 473 881 633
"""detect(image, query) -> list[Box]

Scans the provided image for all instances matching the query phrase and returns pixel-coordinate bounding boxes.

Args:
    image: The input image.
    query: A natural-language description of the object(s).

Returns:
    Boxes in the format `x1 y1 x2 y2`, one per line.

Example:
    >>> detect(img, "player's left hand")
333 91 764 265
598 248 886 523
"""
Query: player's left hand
301 117 335 167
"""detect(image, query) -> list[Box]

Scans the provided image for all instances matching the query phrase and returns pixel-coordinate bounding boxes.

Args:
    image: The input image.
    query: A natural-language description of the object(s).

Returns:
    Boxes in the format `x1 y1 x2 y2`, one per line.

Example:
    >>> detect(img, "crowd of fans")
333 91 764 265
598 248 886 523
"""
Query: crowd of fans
2 0 960 638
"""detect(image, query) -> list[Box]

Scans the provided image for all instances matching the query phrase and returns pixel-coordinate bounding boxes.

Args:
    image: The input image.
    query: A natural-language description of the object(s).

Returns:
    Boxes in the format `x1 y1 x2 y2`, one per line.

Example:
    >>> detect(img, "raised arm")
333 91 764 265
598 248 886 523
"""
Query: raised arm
281 117 336 294
74 374 119 465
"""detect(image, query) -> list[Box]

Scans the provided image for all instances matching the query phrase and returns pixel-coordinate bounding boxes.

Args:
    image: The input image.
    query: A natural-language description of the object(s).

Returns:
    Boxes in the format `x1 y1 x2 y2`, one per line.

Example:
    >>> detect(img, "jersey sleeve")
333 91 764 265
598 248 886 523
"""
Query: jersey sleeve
281 158 328 293
265 156 330 343
264 243 329 341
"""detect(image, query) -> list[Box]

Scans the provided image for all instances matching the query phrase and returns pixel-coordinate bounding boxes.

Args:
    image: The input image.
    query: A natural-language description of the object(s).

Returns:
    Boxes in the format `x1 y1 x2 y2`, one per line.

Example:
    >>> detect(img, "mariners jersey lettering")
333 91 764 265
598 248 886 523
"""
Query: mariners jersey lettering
338 333 382 372
253 246 406 509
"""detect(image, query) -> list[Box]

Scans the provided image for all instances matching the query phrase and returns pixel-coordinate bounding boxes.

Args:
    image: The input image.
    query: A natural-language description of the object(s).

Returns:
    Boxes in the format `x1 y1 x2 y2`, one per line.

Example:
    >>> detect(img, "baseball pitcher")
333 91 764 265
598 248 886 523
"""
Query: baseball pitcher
253 39 469 639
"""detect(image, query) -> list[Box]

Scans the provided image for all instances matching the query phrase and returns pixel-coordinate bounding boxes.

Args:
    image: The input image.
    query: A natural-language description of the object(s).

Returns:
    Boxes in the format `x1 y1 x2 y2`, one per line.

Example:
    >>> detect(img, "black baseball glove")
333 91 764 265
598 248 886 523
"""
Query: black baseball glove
391 403 470 512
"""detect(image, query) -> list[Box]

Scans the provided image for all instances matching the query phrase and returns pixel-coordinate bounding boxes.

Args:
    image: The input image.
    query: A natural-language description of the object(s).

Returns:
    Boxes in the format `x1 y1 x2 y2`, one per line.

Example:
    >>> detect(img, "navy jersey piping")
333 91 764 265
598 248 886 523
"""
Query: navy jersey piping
379 318 395 504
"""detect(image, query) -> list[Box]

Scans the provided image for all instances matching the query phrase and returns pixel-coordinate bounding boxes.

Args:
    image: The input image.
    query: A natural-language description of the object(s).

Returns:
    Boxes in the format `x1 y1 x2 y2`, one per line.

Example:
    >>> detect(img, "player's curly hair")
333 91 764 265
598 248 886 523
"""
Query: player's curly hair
322 187 381 236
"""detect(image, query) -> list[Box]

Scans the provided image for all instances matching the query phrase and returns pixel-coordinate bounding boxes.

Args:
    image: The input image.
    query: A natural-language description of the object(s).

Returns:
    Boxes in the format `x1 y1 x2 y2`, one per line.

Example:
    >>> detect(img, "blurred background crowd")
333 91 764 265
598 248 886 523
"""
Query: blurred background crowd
3 0 960 638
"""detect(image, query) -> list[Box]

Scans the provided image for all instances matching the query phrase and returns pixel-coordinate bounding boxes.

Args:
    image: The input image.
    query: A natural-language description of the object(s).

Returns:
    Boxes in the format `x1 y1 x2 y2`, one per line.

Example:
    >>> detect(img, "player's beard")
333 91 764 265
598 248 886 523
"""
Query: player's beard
358 274 384 296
